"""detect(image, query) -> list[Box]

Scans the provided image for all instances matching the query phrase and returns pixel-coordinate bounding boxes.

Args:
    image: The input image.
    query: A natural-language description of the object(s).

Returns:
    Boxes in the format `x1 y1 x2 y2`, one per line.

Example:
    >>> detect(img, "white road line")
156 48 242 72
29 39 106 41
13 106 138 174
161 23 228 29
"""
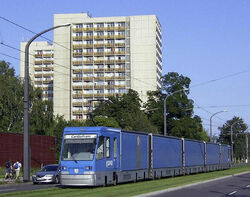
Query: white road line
228 191 237 195
0 189 16 192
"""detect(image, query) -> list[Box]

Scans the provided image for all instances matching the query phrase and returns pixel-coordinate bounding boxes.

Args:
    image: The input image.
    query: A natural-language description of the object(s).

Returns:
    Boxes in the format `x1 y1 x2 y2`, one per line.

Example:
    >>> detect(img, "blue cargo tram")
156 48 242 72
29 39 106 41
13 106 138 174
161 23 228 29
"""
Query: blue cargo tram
59 127 231 186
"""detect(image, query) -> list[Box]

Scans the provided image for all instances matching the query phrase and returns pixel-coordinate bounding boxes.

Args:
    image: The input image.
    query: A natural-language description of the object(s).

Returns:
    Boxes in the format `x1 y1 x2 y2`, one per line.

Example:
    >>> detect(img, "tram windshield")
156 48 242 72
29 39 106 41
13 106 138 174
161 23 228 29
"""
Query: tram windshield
61 134 97 161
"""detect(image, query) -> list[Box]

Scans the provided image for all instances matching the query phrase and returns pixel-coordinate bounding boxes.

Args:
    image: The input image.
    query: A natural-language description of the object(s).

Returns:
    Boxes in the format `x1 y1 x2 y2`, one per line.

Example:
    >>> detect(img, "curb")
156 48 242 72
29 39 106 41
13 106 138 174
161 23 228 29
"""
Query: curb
133 171 250 197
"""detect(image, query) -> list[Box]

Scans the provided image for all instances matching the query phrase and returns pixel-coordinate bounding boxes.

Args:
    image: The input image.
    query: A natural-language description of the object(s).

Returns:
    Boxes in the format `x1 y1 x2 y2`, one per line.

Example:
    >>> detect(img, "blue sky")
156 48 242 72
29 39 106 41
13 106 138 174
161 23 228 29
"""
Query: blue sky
0 0 250 136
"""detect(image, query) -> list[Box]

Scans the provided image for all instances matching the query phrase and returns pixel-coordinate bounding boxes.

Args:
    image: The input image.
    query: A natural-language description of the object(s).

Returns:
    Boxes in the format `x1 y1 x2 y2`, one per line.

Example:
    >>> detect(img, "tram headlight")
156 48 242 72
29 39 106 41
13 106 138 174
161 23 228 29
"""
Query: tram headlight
85 166 92 170
61 166 67 170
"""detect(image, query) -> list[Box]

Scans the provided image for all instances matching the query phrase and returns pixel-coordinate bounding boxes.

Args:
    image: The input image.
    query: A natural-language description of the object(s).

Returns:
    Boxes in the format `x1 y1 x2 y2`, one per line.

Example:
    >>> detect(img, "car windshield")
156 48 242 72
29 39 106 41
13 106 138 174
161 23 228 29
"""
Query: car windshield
42 165 58 172
61 135 97 161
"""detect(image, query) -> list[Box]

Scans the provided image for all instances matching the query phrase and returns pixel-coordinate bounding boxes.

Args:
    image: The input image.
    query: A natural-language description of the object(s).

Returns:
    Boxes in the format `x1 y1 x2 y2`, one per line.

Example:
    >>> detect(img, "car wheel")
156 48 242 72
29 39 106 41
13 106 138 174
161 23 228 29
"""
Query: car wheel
55 176 59 184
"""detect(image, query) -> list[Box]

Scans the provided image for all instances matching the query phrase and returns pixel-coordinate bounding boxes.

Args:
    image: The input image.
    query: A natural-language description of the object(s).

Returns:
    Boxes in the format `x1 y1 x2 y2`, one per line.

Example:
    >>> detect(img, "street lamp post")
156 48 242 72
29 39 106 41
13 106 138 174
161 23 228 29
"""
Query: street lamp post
209 110 227 142
23 23 71 182
163 88 189 136
230 121 240 164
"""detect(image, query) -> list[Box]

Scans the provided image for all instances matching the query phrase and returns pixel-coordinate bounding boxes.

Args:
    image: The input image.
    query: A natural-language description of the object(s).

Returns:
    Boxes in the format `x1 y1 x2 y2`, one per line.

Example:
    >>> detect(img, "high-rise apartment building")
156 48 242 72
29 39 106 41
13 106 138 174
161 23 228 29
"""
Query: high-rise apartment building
20 13 162 121
20 42 54 100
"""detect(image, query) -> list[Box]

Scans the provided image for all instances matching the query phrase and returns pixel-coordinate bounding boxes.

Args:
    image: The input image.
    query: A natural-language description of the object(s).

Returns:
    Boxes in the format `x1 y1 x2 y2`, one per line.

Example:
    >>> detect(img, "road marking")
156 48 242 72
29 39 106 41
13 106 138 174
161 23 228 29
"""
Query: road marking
0 189 16 192
228 191 237 195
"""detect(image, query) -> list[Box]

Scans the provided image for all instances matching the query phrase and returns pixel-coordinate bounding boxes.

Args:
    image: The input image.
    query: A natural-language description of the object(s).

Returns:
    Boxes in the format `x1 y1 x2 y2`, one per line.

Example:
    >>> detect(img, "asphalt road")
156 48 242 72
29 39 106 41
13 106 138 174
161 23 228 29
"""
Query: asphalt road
0 182 58 194
147 172 250 197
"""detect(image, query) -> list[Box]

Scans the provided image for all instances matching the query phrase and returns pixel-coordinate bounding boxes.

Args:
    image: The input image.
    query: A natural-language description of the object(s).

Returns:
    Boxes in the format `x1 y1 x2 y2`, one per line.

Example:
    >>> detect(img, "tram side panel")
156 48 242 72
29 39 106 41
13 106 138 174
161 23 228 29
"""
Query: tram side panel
152 135 183 178
220 145 231 169
184 139 205 174
120 131 149 183
206 143 220 171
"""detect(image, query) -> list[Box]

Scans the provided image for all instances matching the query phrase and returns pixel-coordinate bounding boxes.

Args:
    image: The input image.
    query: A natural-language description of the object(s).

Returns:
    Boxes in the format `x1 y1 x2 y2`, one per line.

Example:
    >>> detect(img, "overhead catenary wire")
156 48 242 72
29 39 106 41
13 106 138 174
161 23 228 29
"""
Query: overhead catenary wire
0 16 71 52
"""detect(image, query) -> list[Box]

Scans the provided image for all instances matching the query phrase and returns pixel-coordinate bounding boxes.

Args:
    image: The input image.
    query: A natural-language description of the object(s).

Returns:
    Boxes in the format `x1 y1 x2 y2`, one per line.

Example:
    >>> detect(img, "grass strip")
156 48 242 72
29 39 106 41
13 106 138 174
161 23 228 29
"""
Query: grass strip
1 165 250 197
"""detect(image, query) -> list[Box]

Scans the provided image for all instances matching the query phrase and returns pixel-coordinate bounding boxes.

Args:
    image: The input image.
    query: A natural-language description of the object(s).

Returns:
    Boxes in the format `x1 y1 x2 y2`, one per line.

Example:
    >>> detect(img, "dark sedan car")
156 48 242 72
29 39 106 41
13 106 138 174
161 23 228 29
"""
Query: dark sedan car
32 164 59 184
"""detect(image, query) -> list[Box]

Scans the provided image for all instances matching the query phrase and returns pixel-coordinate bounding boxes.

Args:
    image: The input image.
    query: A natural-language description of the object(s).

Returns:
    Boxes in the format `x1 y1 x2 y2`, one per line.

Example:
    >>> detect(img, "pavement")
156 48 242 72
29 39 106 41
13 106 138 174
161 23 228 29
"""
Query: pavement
133 171 250 197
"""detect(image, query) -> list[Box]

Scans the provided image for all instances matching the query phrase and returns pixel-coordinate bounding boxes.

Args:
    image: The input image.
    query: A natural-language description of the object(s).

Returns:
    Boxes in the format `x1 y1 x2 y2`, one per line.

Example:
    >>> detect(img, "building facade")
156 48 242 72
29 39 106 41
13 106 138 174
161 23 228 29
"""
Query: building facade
20 42 54 100
20 13 162 121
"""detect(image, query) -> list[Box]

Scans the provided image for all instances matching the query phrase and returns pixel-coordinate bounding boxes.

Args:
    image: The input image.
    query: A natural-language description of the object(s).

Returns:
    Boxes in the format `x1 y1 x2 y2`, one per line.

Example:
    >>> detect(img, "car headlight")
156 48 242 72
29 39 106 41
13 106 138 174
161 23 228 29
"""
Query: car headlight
44 174 54 178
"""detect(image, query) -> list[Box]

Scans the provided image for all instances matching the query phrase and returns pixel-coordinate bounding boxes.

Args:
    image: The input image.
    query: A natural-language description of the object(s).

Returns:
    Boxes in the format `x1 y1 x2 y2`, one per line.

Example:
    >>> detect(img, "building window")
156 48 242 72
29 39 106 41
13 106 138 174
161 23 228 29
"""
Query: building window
107 22 114 27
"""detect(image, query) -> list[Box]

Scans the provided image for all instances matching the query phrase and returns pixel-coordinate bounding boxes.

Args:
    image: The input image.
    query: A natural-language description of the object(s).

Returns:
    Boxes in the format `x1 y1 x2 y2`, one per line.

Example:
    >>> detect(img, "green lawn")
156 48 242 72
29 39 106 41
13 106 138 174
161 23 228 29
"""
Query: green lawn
1 166 250 197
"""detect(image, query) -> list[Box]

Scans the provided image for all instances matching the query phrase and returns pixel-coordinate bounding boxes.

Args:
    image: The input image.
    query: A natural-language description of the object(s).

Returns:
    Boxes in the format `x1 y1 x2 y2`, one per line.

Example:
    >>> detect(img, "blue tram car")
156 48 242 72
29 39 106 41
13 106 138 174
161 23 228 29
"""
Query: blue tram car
59 127 231 186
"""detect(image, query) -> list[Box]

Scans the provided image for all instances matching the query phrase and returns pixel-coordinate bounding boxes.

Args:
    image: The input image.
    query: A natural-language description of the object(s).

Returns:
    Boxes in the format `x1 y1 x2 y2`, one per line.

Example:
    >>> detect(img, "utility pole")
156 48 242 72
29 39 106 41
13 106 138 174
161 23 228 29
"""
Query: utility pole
246 133 248 163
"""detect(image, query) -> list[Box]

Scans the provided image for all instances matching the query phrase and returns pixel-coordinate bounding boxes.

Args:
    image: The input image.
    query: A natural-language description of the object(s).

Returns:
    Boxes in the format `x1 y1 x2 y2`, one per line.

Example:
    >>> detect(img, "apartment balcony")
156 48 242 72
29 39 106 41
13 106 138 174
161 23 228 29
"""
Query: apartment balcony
94 60 105 64
94 68 105 72
72 77 82 82
82 27 94 31
42 54 53 57
83 76 94 80
105 60 115 64
72 85 83 90
104 27 115 31
43 67 53 71
94 44 105 48
116 59 126 64
73 69 82 74
94 27 105 31
72 61 83 65
93 35 105 39
105 43 115 47
105 68 125 72
43 73 53 77
94 76 105 80
105 52 115 56
72 93 83 98
115 43 125 47
73 53 83 57
83 44 93 48
104 76 125 80
115 35 125 39
83 85 94 89
83 52 94 56
114 26 126 30
84 60 94 64
72 36 83 41
104 35 115 39
114 51 125 55
72 110 89 115
43 79 53 84
94 52 104 56
34 74 42 77
73 44 83 49
35 54 53 58
83 35 94 40
35 60 53 64
72 102 83 107
82 68 94 72
72 28 83 32
34 67 42 71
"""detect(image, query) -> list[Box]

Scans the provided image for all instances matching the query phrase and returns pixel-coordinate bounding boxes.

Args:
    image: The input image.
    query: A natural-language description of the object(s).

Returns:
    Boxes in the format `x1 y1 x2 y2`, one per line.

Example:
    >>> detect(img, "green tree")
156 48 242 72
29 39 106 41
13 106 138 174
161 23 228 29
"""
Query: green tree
0 61 23 132
94 89 158 133
144 72 209 140
218 116 248 161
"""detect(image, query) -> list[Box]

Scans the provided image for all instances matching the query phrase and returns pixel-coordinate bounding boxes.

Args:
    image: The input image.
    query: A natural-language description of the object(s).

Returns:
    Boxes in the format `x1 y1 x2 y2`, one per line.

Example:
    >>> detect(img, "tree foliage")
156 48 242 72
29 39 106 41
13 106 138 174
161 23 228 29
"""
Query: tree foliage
94 89 158 133
144 72 209 141
218 116 248 161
